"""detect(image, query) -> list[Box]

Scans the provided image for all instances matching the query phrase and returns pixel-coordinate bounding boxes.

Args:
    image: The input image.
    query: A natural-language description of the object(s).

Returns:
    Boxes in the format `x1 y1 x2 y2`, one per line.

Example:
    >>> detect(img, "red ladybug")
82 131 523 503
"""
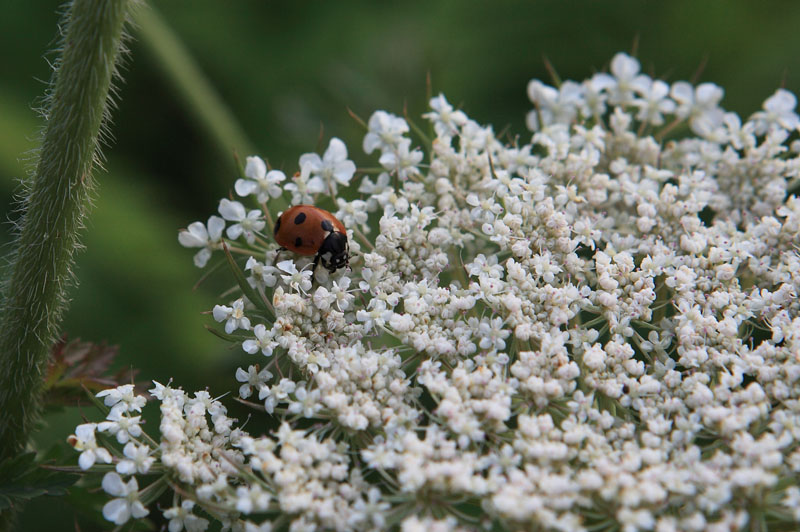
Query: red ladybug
274 205 350 273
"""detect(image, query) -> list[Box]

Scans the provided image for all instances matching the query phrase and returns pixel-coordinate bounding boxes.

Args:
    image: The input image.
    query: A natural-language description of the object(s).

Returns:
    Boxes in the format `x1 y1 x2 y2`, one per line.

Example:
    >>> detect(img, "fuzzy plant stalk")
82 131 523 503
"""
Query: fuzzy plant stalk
0 0 132 465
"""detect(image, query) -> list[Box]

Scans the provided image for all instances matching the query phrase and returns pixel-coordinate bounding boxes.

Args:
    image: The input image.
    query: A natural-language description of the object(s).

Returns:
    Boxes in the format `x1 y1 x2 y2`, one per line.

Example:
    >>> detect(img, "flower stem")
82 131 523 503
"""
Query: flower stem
0 0 131 488
134 5 256 161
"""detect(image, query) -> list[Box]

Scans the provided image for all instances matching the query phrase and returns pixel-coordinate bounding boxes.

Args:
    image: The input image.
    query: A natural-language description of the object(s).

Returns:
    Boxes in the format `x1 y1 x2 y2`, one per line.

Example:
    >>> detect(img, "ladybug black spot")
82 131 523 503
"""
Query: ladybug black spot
321 219 333 232
295 237 303 248
274 216 281 235
294 212 307 224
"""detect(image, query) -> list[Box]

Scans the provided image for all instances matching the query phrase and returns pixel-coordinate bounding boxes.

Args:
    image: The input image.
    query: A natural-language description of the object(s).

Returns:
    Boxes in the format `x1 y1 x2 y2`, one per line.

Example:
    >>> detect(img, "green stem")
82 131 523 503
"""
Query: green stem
134 6 289 215
0 0 131 485
134 5 257 162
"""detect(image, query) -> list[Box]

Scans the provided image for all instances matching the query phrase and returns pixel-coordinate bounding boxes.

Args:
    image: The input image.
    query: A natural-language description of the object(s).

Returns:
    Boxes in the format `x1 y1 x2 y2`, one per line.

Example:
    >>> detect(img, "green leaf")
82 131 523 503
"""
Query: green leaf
0 452 78 512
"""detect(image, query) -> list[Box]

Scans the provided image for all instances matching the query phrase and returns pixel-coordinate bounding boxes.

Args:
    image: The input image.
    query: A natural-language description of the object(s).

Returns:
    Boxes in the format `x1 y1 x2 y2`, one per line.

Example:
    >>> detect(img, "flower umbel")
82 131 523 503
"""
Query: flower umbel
76 53 800 531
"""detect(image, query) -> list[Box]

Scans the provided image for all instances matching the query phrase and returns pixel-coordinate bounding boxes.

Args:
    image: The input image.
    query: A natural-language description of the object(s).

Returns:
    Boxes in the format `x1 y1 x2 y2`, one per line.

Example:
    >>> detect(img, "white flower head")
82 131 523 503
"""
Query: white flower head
379 139 424 180
101 472 149 525
179 216 225 268
363 110 410 155
242 323 277 357
593 52 650 106
526 79 584 129
172 52 800 532
284 165 326 205
751 88 800 134
96 384 146 415
424 93 468 138
235 484 270 514
68 423 112 470
671 81 725 134
287 385 322 418
218 199 265 245
276 259 313 294
236 156 286 203
633 78 675 126
299 137 356 195
336 197 369 230
213 298 251 334
236 364 273 399
358 172 392 212
245 256 279 288
97 408 142 444
163 499 210 532
116 442 155 475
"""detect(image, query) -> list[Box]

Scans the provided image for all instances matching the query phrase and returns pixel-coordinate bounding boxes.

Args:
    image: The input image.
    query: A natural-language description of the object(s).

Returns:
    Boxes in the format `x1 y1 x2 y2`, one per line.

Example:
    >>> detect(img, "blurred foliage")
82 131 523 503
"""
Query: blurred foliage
43 337 144 406
0 452 78 513
1 1 800 530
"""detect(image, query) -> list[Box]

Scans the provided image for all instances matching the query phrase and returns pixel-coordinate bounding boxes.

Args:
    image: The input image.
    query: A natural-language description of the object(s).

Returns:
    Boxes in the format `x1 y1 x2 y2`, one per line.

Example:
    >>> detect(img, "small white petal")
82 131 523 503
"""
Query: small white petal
116 460 136 475
235 179 259 197
244 156 267 179
130 501 149 519
95 447 112 464
299 153 323 172
212 305 231 322
102 472 128 497
78 451 96 470
219 199 246 222
226 225 244 240
334 160 356 185
306 176 326 194
239 383 253 399
193 248 212 268
242 340 259 354
103 498 131 525
276 260 297 274
75 423 96 440
206 216 226 240
325 137 349 161
178 222 208 248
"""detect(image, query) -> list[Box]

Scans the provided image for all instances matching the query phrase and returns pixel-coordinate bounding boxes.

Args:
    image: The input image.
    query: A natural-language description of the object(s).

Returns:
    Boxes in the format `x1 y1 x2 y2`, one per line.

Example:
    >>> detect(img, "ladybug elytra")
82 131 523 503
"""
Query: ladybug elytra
274 205 349 273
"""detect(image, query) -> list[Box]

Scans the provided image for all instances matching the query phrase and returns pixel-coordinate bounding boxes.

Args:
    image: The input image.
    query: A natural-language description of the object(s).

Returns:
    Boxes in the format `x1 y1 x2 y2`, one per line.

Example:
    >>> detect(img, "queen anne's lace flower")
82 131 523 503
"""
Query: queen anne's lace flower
236 156 286 203
96 384 146 415
116 442 155 475
235 364 272 399
218 199 265 244
101 472 148 525
77 53 800 531
284 164 326 205
212 298 250 333
163 500 210 532
97 408 142 444
67 423 112 470
299 137 356 195
178 216 225 268
363 110 410 155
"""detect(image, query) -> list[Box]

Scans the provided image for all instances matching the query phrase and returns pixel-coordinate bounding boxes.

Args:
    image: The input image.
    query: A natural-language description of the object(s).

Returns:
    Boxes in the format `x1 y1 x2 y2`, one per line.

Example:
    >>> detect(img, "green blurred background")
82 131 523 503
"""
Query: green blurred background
2 1 800 529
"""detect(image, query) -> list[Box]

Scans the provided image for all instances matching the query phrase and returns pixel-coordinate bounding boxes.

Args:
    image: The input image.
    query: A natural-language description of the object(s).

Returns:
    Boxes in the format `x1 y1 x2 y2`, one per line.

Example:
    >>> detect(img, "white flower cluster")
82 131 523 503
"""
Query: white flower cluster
72 52 800 531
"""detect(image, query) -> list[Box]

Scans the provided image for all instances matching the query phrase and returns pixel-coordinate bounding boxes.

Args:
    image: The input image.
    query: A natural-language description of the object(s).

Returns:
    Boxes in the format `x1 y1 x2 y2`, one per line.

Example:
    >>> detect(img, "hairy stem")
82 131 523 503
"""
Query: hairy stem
0 0 131 472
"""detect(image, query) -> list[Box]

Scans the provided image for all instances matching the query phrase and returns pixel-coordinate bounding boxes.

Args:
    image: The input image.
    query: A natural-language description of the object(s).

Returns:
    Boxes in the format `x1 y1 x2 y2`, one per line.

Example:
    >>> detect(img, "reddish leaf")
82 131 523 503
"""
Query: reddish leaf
44 336 144 407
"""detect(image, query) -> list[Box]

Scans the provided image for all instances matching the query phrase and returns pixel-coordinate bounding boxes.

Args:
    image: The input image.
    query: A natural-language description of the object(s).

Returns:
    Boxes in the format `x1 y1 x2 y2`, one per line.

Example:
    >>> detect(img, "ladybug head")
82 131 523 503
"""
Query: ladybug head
317 231 349 273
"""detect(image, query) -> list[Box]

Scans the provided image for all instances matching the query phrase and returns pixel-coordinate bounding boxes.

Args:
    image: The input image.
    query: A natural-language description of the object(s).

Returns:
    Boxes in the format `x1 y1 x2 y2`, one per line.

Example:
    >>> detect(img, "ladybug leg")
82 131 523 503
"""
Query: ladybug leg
272 247 287 267
312 253 321 273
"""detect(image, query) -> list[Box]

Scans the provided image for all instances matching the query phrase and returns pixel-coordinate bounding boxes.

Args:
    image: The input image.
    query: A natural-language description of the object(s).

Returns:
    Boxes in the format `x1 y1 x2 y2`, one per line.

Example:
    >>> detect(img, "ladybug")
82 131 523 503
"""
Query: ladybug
274 205 350 273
